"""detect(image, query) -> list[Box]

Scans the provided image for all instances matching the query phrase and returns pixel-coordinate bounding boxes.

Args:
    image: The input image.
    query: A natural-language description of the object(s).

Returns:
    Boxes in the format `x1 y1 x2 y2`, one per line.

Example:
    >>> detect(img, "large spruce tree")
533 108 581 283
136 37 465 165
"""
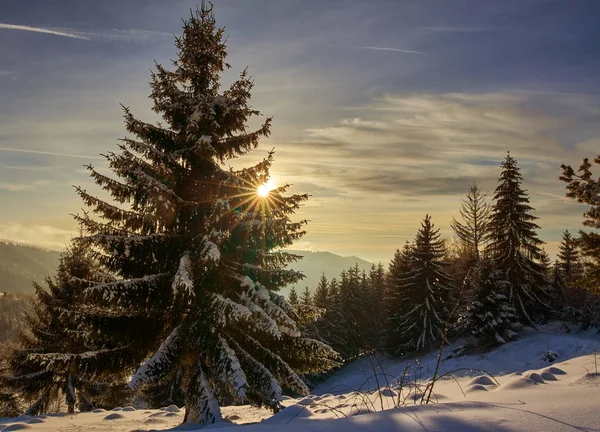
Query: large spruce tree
2 242 120 415
387 216 453 354
72 4 337 425
485 153 549 323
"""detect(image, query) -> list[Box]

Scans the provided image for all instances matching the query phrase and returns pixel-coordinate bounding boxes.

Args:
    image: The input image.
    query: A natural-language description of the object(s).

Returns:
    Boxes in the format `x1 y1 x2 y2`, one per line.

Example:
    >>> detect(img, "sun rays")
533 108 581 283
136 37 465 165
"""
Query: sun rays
257 178 275 198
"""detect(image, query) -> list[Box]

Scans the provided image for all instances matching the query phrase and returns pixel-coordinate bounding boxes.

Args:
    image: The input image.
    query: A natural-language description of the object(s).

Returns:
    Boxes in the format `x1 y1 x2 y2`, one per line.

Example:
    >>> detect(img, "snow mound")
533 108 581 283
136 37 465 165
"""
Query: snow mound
3 424 32 431
526 372 545 384
501 376 539 390
92 409 106 413
122 406 136 412
544 366 567 375
466 384 488 393
467 375 497 387
541 371 558 381
103 413 124 420
161 404 181 413
25 419 43 424
296 398 314 406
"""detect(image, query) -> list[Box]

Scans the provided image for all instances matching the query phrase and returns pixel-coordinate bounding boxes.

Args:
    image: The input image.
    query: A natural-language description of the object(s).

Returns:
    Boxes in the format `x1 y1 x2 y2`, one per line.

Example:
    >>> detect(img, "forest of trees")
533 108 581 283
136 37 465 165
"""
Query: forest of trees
1 2 600 427
289 154 600 362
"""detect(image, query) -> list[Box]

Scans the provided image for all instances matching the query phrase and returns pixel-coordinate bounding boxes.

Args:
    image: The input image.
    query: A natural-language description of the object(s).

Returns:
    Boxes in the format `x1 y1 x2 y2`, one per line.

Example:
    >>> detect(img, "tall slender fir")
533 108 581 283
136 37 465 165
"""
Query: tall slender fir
485 153 549 323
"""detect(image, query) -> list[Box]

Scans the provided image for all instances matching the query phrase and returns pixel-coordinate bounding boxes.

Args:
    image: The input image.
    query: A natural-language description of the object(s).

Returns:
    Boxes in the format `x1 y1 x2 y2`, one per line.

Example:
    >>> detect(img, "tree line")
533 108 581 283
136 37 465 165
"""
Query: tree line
289 154 600 362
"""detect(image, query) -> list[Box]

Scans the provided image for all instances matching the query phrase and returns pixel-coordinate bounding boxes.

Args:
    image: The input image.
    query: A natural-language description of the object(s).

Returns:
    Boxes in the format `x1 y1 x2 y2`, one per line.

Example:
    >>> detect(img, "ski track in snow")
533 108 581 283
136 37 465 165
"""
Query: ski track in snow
2 323 600 431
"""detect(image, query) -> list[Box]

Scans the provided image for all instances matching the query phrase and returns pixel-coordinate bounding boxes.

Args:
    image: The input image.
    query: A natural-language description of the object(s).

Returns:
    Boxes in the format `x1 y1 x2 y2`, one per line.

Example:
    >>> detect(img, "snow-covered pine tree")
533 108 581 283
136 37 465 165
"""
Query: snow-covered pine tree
385 241 414 355
451 182 492 263
560 155 600 290
388 216 453 354
464 259 522 346
485 153 549 324
72 4 338 425
1 241 121 415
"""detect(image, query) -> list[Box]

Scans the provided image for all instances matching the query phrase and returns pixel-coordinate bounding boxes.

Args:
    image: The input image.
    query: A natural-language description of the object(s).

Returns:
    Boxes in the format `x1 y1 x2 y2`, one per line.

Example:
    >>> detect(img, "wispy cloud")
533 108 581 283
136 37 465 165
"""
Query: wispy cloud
419 26 498 33
0 147 103 160
0 22 171 43
330 44 426 55
0 23 89 40
75 28 172 43
0 182 33 192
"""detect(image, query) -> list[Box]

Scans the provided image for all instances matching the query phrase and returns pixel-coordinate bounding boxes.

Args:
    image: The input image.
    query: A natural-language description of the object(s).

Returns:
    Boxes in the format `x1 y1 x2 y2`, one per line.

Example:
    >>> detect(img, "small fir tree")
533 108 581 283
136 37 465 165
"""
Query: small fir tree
486 153 549 323
365 263 386 350
2 242 120 415
313 274 329 310
288 287 299 306
72 4 338 424
388 216 453 353
557 230 581 285
464 260 522 346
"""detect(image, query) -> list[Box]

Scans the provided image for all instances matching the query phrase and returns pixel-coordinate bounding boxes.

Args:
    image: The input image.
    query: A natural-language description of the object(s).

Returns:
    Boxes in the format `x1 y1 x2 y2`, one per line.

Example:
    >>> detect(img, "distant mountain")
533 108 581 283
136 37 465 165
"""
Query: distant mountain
282 250 373 297
0 241 61 294
0 242 370 299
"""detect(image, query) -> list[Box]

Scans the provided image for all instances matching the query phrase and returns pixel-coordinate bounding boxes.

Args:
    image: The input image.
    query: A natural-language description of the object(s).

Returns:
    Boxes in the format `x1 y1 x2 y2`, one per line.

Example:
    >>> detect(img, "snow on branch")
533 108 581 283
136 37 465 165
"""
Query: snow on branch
129 325 182 390
172 252 194 296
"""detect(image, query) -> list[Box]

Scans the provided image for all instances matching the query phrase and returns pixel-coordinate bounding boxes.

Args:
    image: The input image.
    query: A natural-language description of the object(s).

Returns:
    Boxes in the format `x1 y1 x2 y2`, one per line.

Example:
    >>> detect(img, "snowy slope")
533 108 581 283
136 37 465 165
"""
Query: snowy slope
2 323 599 431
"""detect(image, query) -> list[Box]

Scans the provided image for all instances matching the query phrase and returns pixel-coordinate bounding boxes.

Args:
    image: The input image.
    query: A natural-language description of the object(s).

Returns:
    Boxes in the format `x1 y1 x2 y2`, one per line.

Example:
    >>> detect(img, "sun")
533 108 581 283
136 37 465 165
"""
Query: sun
257 178 275 197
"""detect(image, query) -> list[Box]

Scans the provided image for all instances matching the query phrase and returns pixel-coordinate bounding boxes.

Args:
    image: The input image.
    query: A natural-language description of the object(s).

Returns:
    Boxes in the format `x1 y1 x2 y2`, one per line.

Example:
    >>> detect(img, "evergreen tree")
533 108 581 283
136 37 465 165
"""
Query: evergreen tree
464 260 522 346
485 153 549 323
338 265 367 359
72 5 337 424
2 242 120 415
312 278 346 358
365 263 386 350
388 216 453 353
300 287 312 306
385 242 414 354
451 182 491 262
288 287 299 306
557 230 580 285
313 274 329 310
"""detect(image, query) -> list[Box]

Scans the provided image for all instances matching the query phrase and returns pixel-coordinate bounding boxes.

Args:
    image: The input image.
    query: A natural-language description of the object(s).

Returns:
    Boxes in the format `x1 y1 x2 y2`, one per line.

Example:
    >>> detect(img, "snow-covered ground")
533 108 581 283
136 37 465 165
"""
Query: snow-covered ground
2 323 600 431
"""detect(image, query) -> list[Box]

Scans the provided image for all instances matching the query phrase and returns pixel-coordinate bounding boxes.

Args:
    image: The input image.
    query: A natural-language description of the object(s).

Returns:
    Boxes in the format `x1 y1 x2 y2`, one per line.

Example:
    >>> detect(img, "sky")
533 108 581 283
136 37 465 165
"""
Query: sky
0 0 599 263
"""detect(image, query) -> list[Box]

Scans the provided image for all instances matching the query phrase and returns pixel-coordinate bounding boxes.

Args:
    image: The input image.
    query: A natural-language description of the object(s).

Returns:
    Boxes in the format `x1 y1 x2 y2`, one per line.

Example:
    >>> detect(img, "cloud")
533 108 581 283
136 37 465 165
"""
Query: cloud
0 147 104 160
0 23 89 40
0 22 172 43
0 182 33 192
0 223 74 250
331 44 426 55
419 26 499 33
